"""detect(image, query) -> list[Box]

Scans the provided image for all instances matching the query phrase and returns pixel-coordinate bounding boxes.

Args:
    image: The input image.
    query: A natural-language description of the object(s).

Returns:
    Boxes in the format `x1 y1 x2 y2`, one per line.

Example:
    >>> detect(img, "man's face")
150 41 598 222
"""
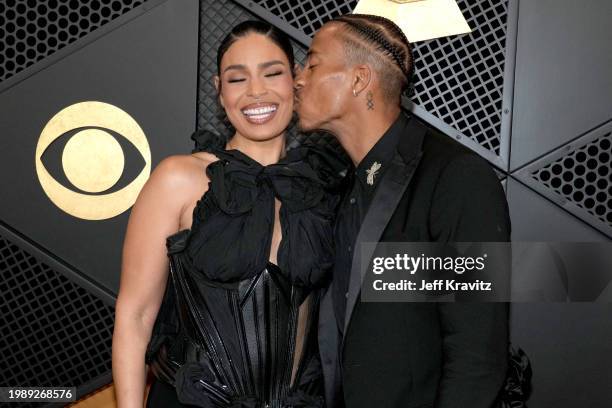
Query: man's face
294 24 354 132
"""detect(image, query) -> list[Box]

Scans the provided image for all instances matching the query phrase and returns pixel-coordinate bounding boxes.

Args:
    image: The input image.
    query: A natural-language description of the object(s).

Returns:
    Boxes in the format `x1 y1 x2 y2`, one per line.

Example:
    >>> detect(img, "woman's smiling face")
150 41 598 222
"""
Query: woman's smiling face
216 33 294 143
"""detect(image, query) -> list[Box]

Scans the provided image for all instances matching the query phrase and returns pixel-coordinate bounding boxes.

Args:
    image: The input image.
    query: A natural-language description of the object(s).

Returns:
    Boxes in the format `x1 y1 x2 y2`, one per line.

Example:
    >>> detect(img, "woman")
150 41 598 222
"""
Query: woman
112 21 343 407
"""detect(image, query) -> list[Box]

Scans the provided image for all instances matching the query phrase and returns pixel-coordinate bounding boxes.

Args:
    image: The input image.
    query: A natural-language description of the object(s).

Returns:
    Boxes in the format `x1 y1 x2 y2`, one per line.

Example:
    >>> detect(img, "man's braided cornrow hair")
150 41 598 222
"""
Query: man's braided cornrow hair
332 14 414 90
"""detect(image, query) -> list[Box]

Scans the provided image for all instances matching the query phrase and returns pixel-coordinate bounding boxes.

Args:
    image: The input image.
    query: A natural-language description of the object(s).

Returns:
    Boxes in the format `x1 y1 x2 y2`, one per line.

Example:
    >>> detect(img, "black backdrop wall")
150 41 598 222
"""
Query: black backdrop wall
0 0 199 402
0 0 611 406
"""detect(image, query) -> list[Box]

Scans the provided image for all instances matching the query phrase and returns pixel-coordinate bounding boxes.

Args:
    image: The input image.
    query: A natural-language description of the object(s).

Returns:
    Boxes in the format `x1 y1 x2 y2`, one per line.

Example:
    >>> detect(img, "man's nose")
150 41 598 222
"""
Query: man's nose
294 70 305 91
294 64 303 78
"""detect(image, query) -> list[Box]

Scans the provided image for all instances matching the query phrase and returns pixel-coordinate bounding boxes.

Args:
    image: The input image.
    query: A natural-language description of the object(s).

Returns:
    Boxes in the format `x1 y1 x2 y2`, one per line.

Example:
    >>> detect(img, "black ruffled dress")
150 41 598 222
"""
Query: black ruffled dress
145 133 345 408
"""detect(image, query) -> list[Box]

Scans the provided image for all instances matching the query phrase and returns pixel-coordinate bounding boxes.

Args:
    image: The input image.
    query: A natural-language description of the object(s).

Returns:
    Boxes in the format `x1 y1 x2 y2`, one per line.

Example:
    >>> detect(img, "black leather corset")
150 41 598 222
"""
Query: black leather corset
146 230 324 408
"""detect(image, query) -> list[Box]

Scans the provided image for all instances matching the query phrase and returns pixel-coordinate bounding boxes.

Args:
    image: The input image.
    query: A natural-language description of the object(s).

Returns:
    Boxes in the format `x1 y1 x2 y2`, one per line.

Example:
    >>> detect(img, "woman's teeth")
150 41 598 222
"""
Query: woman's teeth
242 105 278 123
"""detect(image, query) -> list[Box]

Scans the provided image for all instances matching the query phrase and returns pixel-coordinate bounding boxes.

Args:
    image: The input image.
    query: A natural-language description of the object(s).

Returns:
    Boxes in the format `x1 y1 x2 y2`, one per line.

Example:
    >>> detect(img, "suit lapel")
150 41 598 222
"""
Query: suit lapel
342 115 426 341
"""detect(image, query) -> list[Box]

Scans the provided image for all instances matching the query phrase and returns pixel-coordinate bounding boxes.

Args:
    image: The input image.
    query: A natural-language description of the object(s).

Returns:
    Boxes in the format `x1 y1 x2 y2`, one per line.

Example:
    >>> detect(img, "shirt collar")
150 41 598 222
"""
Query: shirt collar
354 112 407 189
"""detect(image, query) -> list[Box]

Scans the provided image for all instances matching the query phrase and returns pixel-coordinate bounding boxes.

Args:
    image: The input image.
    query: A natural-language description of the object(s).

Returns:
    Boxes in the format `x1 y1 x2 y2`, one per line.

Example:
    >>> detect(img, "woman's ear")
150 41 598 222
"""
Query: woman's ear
214 75 224 108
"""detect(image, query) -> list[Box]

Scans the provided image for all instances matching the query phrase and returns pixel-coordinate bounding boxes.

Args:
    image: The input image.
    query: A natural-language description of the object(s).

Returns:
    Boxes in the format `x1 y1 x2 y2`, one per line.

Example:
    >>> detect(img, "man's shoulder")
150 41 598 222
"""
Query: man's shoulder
399 117 503 195
400 116 486 171
420 121 475 161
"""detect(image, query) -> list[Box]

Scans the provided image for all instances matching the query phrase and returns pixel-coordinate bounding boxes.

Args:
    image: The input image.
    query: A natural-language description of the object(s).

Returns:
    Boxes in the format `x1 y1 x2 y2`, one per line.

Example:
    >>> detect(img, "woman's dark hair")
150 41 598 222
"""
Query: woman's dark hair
216 20 295 77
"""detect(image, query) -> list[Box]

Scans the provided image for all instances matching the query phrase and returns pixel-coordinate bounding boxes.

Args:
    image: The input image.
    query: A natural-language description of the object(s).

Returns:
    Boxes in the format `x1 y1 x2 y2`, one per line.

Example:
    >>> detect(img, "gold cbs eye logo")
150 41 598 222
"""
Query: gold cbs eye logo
35 101 151 220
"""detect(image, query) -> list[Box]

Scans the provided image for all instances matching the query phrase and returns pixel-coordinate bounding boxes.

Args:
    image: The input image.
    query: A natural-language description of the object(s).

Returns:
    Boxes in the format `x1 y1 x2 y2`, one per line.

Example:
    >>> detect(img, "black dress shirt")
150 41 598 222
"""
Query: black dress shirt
332 114 404 330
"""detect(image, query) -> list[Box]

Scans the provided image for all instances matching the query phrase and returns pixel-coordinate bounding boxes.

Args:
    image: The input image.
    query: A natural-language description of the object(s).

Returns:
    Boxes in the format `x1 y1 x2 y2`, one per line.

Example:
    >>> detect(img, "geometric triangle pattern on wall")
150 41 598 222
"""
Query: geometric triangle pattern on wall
513 122 612 238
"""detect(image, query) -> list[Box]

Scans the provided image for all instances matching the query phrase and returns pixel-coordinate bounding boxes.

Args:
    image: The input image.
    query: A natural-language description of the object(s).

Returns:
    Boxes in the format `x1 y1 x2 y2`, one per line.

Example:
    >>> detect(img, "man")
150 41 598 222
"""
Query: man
294 14 510 408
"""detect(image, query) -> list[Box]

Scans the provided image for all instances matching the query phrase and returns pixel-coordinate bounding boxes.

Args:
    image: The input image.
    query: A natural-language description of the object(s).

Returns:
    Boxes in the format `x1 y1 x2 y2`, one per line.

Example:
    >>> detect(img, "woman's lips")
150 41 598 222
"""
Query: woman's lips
241 103 278 125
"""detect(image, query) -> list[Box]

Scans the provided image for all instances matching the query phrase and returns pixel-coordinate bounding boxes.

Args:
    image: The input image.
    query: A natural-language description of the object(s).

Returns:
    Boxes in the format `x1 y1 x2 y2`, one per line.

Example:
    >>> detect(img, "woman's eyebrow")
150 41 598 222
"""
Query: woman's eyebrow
223 64 247 73
259 60 285 69
223 60 285 73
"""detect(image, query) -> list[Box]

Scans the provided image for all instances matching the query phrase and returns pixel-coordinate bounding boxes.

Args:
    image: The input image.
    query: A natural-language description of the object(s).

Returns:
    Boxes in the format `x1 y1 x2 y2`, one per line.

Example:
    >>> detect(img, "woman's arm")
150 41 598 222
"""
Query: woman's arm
112 155 207 407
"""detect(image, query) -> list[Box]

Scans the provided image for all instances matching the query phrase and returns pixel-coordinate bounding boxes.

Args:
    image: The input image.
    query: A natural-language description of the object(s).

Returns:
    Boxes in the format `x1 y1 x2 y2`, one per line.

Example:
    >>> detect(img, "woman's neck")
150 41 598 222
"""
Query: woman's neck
226 132 286 166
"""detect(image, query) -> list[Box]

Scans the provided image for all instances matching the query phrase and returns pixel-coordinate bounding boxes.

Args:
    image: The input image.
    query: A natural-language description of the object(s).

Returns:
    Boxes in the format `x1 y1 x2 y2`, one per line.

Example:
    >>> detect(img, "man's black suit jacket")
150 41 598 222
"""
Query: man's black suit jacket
318 113 510 408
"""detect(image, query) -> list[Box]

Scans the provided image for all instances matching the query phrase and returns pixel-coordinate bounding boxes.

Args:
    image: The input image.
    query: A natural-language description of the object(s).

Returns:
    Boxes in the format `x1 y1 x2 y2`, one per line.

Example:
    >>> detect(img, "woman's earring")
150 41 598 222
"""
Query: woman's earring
352 89 357 97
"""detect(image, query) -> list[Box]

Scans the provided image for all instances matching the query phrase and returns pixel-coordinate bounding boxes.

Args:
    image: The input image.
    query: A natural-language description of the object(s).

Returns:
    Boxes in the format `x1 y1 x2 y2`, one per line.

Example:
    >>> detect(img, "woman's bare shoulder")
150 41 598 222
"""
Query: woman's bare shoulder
152 153 218 185
134 154 216 210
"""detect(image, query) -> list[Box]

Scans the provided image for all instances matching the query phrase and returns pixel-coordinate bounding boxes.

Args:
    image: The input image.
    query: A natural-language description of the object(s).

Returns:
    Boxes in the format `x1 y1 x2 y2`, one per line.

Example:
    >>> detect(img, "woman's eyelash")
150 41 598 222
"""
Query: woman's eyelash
226 68 284 83
227 71 282 82
265 71 284 77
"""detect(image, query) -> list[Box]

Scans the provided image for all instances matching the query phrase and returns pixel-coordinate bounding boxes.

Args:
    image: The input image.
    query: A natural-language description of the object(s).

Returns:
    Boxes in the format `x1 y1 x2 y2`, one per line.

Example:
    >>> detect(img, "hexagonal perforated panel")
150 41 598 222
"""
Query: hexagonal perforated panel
531 133 611 226
0 0 147 83
0 232 114 405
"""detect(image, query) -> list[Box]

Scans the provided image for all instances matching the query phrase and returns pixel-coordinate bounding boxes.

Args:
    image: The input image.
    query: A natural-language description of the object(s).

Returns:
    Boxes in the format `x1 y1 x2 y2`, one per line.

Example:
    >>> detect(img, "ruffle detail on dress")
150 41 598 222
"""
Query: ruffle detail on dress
175 362 217 407
180 133 347 288
190 128 227 154
174 360 324 407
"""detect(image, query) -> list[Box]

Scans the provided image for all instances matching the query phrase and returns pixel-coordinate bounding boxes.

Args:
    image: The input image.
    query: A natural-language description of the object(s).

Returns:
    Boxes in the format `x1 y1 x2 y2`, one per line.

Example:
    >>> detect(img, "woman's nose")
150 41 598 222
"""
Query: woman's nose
247 78 267 98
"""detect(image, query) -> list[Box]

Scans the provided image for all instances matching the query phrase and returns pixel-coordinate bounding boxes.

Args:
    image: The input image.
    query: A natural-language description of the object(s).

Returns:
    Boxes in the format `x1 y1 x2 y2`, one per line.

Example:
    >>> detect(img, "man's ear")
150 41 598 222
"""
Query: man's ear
214 75 224 108
352 64 372 95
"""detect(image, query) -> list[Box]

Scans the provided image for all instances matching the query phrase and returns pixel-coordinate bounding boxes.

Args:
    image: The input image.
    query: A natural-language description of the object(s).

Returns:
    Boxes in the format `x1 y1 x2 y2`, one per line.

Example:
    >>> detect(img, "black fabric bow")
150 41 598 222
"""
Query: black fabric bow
183 129 347 287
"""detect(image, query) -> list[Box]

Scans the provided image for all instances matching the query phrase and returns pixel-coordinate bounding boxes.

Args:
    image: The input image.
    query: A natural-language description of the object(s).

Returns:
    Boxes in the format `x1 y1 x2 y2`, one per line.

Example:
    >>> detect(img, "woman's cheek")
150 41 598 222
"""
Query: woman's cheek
281 77 293 93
